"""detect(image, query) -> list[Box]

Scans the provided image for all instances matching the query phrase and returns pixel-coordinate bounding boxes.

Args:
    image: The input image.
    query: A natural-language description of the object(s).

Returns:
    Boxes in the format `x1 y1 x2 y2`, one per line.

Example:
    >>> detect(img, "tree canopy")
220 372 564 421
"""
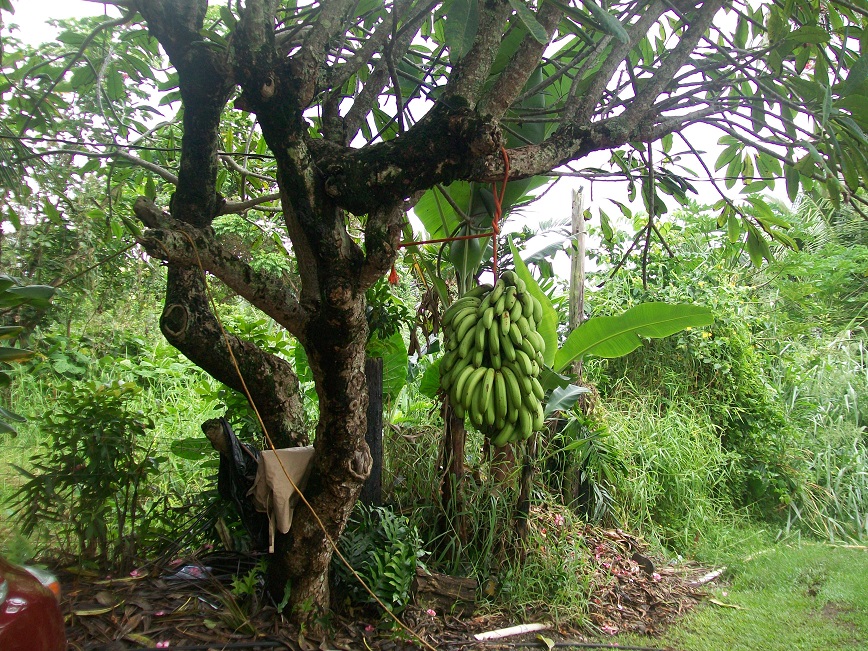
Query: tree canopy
1 0 867 625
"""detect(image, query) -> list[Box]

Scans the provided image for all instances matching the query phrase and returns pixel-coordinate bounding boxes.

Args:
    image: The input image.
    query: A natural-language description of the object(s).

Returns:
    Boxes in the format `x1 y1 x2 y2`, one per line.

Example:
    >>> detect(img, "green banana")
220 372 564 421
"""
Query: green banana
517 407 533 440
532 400 545 431
515 315 530 338
452 364 475 403
488 323 501 358
453 309 478 343
463 367 487 409
530 376 545 402
500 311 511 337
503 286 517 311
458 327 475 359
500 366 522 412
510 322 523 347
499 331 517 362
493 371 507 421
531 295 543 323
442 296 480 326
481 306 495 329
475 320 488 354
514 349 533 377
489 278 505 304
491 422 515 447
520 336 537 361
465 283 493 298
509 298 523 323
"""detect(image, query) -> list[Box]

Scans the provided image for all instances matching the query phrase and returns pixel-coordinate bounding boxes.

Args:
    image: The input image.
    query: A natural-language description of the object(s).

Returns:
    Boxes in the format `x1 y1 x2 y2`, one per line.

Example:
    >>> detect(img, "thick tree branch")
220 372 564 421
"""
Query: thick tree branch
623 0 726 120
134 197 307 337
138 0 235 226
292 0 358 106
477 1 562 119
161 265 308 449
444 0 513 105
311 100 500 215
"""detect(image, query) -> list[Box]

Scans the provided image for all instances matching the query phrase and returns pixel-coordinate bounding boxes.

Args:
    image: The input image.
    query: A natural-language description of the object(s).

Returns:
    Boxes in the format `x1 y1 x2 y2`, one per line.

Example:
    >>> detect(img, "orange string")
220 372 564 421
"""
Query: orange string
389 147 511 284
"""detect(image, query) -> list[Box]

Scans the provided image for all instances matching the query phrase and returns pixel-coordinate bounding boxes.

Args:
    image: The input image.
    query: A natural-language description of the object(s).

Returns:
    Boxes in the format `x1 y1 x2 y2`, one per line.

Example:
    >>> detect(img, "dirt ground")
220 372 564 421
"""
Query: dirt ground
59 517 713 651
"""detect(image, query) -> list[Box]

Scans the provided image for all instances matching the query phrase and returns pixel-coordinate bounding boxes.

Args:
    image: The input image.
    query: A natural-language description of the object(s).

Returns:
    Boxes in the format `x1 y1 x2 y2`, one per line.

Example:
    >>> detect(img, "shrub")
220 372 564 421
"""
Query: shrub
10 380 163 568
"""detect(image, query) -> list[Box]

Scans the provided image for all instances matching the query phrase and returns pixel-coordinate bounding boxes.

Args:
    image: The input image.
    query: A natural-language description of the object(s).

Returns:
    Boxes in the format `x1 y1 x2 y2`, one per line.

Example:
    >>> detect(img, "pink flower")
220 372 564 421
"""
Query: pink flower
554 514 565 527
601 624 618 635
130 569 142 577
156 642 170 648
364 624 375 633
154 610 166 617
652 572 662 582
426 608 437 617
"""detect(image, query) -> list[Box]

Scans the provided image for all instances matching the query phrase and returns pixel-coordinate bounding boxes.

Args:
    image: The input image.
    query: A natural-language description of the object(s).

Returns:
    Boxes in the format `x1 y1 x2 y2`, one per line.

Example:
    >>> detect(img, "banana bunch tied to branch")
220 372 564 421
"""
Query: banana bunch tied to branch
439 270 547 446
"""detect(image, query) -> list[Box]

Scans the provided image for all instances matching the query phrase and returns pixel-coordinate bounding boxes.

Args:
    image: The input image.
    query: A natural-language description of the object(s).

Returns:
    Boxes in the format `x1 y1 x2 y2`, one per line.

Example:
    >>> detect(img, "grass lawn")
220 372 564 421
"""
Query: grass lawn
611 542 868 651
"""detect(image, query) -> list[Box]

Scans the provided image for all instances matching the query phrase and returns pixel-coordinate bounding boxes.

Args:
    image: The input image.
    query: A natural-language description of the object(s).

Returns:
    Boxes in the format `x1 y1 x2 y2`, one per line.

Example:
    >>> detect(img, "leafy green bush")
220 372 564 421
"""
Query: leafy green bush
10 380 163 568
332 504 426 613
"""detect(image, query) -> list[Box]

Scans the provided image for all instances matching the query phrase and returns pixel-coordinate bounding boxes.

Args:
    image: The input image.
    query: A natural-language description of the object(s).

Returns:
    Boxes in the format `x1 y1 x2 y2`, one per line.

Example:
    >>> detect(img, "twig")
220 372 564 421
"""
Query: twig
474 623 550 640
690 567 726 586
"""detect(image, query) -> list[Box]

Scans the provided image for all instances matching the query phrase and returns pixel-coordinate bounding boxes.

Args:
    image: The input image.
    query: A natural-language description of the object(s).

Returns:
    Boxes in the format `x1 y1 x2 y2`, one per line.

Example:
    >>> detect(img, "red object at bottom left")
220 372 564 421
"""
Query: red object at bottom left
0 556 66 651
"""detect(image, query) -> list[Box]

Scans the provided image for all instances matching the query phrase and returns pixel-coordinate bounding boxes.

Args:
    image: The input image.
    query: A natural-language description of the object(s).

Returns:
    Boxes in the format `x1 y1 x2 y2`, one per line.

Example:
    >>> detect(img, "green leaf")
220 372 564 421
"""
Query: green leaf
508 237 558 366
507 0 549 44
842 54 868 96
785 165 800 202
170 437 211 461
544 384 591 416
145 176 157 201
553 303 713 371
0 404 26 423
43 198 62 225
0 419 19 436
418 359 441 398
0 347 35 362
5 284 56 307
366 331 408 401
105 69 125 101
745 229 765 267
218 5 237 27
0 325 24 340
580 0 630 44
784 26 830 46
444 0 479 61
727 211 741 244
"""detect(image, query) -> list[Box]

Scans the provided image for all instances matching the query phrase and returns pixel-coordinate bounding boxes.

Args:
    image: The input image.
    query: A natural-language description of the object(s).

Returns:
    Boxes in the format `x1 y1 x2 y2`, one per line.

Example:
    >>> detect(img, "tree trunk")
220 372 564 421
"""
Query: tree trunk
268 296 372 626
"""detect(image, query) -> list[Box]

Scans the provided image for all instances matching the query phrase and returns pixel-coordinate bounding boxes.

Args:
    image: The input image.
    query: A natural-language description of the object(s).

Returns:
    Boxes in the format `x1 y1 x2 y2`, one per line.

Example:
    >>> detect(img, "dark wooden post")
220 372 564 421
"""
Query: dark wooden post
360 357 383 506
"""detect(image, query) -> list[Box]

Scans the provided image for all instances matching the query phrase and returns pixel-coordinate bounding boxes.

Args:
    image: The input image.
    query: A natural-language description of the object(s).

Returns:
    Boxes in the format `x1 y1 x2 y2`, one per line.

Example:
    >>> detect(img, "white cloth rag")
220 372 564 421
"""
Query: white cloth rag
248 446 315 552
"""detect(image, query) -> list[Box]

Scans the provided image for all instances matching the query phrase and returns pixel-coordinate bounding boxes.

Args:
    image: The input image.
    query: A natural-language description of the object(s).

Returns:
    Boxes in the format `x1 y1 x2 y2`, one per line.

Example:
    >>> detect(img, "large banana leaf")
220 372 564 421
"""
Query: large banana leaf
366 330 408 402
508 237 558 366
553 303 713 372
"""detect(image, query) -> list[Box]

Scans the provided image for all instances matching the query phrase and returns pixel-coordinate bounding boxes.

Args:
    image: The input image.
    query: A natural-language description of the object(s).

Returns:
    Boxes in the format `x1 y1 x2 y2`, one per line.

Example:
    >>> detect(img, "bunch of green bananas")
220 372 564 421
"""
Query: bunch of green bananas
439 270 547 446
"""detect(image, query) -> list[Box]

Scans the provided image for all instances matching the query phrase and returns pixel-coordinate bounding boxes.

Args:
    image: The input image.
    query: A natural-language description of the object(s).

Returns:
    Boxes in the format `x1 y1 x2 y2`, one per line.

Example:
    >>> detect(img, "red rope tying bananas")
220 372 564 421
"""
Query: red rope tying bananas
388 147 511 284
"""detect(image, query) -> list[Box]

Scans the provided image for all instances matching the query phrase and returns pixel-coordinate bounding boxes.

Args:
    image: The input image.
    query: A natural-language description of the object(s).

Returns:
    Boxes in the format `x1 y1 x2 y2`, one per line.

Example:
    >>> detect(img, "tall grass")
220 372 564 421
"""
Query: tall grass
776 330 868 542
601 380 741 554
